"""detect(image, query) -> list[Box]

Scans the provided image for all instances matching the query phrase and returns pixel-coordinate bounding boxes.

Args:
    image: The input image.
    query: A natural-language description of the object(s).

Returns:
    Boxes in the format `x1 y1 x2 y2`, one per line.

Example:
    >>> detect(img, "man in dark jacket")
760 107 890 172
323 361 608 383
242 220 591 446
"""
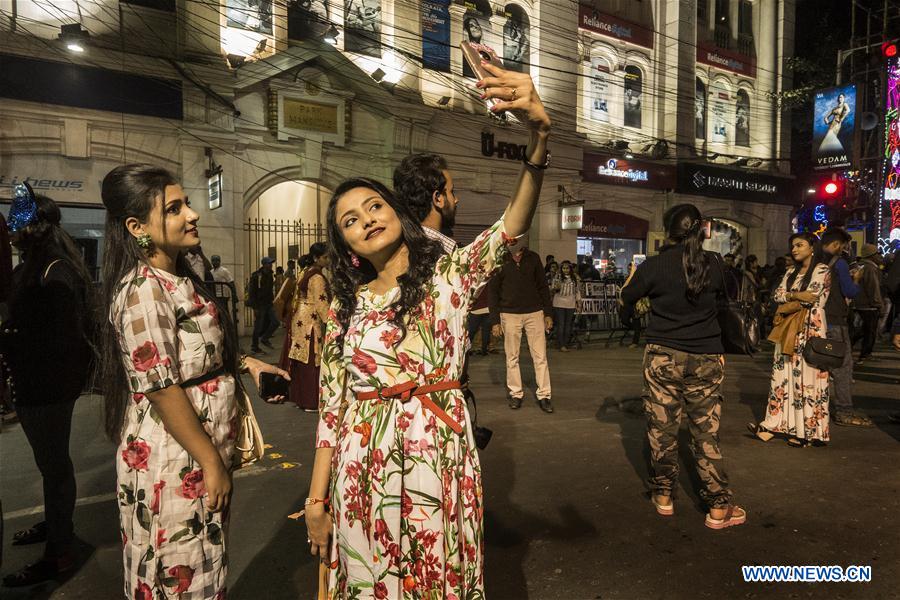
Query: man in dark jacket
489 239 554 413
820 228 871 427
850 244 884 363
248 256 278 353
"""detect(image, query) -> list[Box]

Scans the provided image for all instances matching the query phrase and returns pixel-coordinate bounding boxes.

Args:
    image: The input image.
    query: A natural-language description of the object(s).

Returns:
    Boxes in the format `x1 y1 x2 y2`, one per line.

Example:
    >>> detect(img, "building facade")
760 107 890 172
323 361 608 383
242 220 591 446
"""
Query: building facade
1 0 796 307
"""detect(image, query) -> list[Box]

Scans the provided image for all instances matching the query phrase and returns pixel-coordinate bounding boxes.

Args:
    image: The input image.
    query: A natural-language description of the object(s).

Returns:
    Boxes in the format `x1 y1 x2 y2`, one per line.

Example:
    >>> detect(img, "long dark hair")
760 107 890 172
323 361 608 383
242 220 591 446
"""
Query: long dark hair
785 232 822 291
298 241 328 269
326 177 442 347
663 204 709 302
99 164 241 442
10 193 99 368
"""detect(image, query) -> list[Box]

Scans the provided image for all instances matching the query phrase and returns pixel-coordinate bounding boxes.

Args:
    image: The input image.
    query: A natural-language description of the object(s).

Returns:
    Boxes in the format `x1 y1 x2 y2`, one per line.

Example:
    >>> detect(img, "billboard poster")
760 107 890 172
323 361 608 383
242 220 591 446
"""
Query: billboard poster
288 0 331 40
735 90 750 146
226 0 273 34
711 85 729 143
590 58 611 123
422 0 451 72
695 78 706 140
502 5 529 73
623 66 642 129
344 0 382 57
462 1 493 78
813 84 856 170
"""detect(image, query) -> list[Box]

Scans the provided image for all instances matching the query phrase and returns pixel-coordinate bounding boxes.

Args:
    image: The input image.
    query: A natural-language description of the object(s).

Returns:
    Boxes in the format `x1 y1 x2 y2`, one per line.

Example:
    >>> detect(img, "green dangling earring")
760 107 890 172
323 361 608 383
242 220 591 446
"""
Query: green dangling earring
136 233 153 251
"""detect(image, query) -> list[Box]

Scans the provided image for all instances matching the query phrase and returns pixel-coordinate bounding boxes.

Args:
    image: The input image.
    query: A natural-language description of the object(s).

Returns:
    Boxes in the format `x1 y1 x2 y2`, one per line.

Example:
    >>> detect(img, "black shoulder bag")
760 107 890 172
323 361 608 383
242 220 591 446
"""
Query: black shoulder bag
801 262 846 370
715 256 760 355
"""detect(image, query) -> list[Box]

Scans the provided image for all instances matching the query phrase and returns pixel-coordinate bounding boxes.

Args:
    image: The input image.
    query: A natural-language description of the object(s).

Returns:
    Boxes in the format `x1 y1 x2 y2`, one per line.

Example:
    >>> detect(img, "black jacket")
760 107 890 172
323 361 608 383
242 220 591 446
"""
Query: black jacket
247 267 275 308
1 259 93 406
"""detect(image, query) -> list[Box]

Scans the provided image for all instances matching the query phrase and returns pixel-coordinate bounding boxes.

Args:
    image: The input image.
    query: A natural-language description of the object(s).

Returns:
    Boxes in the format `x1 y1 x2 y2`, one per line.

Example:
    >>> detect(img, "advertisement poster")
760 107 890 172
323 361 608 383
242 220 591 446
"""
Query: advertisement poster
422 0 451 72
623 66 642 128
288 0 331 40
344 0 382 57
590 58 611 123
462 0 493 78
735 90 750 146
695 78 706 140
813 84 856 170
711 85 729 143
502 5 529 73
226 0 273 34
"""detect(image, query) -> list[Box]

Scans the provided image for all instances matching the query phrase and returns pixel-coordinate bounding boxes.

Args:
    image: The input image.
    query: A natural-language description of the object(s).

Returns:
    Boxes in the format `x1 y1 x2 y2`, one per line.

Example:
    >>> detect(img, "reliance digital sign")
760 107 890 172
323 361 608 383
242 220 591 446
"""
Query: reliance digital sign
582 153 676 190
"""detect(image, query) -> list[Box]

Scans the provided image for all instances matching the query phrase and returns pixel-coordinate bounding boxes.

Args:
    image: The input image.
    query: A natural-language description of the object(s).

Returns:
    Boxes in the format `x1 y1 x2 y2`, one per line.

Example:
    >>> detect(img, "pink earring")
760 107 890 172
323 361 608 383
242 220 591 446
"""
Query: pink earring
349 252 360 268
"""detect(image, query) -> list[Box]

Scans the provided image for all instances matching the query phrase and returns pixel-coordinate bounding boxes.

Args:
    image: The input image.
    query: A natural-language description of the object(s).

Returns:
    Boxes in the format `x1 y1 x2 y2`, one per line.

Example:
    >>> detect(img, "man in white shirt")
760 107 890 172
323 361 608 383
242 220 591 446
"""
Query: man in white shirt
210 255 234 283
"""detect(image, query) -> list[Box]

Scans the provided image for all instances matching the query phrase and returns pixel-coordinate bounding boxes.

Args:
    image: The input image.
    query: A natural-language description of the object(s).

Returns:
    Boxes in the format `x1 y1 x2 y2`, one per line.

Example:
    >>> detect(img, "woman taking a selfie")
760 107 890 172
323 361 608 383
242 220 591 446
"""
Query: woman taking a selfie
305 63 550 597
99 164 287 599
749 232 831 447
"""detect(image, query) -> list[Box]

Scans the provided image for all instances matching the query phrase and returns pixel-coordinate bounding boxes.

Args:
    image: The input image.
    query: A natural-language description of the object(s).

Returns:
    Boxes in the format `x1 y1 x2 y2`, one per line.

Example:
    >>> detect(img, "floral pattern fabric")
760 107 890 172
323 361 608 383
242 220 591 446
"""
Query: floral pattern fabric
762 264 831 442
112 266 236 599
288 268 331 365
316 218 513 599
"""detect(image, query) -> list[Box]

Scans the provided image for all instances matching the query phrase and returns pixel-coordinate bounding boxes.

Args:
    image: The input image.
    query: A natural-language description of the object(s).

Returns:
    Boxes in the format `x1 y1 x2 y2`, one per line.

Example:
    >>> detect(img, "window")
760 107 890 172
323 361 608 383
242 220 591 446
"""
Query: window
589 56 611 123
623 65 643 129
698 0 708 23
715 0 730 23
696 78 707 140
738 0 753 35
735 89 750 146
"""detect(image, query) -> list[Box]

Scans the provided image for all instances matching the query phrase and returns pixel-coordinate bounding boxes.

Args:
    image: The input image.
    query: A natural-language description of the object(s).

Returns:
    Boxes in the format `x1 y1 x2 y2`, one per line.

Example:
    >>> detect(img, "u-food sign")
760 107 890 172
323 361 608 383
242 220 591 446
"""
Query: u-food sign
813 84 856 171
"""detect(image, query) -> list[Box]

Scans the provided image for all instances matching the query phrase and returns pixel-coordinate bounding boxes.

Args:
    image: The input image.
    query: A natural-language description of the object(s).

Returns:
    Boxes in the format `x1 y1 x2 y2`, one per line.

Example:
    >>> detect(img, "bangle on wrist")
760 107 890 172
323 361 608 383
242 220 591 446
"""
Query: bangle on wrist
305 497 329 507
239 354 250 374
522 149 550 170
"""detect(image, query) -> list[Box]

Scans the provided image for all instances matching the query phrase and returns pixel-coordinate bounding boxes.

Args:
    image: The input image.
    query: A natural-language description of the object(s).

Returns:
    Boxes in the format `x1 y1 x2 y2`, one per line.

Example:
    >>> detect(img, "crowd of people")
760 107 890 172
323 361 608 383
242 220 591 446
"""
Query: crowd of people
0 58 898 599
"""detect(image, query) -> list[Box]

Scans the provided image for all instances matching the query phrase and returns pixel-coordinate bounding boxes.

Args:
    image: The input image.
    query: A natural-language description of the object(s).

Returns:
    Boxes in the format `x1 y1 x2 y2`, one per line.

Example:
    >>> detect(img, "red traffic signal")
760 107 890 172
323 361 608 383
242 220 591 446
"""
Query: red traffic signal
817 179 844 202
883 41 898 58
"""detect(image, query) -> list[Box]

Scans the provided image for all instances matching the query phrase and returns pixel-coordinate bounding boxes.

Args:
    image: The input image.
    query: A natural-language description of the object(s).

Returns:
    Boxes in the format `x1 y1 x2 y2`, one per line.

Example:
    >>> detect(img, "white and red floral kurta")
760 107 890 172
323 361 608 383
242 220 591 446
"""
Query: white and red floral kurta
112 265 236 600
762 263 832 442
316 219 513 599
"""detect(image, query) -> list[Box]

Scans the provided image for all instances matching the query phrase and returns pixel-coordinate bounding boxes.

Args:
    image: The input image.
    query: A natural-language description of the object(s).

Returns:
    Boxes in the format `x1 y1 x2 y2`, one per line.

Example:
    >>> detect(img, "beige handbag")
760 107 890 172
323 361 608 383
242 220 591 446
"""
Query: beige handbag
234 390 265 468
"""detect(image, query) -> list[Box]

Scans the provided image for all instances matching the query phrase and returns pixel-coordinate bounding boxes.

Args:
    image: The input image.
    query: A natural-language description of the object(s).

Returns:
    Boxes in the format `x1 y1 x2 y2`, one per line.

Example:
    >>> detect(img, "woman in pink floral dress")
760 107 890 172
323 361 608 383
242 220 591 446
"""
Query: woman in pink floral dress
305 63 551 598
99 164 287 599
751 232 831 447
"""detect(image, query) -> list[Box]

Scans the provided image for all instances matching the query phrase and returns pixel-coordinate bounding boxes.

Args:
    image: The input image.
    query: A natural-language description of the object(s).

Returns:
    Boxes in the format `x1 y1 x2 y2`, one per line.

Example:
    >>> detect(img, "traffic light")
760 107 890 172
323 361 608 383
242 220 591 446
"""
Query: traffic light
883 40 898 58
817 178 844 203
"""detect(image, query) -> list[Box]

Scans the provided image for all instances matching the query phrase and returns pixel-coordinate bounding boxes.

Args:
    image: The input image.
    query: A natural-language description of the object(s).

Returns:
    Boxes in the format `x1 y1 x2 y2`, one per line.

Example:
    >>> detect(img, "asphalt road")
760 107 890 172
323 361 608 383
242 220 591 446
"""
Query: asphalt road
1 335 898 599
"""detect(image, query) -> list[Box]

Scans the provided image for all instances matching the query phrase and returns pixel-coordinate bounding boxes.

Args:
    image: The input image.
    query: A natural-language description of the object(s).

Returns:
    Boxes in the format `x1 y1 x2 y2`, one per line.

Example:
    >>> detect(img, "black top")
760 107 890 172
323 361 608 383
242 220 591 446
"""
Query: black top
248 267 275 307
0 258 93 405
620 245 725 354
488 249 553 321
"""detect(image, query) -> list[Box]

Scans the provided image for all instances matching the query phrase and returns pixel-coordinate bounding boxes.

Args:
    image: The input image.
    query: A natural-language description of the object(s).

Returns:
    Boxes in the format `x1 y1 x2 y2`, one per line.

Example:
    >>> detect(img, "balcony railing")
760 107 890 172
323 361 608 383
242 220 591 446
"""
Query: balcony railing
737 33 755 57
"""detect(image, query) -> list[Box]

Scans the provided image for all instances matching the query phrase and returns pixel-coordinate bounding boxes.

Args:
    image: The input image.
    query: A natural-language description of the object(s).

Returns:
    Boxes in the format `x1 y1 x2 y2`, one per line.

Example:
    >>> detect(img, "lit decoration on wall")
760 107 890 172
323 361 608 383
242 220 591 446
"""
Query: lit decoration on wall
879 51 900 251
814 204 827 222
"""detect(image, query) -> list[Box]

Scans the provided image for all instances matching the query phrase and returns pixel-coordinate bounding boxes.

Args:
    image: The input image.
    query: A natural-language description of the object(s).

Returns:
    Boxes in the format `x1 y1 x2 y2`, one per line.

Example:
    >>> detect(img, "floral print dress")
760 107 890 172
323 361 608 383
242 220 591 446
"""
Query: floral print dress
112 265 236 600
762 263 831 442
316 218 513 599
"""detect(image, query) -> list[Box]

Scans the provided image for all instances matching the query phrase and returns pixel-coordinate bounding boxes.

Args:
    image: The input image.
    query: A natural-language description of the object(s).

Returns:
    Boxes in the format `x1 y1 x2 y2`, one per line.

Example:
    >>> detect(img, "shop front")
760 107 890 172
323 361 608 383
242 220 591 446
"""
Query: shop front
577 209 649 277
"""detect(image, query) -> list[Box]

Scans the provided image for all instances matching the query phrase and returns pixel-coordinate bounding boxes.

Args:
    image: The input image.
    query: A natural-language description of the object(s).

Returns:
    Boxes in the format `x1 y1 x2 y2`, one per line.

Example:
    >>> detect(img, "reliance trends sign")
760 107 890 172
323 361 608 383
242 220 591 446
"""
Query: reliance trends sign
677 163 793 205
813 84 856 171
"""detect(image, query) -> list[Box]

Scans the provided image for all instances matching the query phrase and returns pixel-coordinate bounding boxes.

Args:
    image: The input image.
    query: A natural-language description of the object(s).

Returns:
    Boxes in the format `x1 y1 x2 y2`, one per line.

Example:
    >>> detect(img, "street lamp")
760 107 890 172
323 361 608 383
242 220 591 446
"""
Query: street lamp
58 23 89 54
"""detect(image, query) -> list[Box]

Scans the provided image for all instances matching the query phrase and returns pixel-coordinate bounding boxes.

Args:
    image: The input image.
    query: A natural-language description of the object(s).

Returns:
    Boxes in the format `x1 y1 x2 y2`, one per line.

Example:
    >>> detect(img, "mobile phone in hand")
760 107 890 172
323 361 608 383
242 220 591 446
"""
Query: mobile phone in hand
259 372 289 400
460 41 518 122
633 254 647 268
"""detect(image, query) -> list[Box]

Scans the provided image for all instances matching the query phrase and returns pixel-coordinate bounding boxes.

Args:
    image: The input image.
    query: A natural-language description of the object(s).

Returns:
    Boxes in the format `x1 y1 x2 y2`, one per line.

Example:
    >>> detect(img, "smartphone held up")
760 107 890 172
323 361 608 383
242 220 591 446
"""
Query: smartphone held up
460 41 518 123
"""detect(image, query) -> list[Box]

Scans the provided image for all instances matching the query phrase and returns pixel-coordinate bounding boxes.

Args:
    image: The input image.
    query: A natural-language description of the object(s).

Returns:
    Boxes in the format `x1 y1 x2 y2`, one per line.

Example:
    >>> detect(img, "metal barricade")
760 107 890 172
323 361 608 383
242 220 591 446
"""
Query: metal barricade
573 277 647 346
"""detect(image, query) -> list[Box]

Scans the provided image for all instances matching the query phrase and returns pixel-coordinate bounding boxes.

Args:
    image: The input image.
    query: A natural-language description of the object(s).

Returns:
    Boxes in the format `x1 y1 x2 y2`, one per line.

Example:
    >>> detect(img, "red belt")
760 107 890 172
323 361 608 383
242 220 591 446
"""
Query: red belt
356 380 463 435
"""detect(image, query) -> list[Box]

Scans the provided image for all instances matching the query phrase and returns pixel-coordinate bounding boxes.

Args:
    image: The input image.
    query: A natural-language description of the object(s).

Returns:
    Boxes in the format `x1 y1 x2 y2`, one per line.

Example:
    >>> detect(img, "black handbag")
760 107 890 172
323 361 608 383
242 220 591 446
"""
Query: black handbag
715 257 760 355
801 304 846 370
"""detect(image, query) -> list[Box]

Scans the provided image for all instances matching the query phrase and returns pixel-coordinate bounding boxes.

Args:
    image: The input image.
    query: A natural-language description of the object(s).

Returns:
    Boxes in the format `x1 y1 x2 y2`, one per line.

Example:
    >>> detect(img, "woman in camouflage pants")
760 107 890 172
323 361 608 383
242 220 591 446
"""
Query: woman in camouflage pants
621 204 746 530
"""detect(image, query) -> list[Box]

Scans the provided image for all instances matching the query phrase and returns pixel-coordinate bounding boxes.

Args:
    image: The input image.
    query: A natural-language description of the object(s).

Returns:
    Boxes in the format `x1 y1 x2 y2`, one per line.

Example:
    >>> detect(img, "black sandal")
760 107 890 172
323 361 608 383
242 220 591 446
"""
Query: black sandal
786 437 808 448
1 558 68 588
12 522 47 546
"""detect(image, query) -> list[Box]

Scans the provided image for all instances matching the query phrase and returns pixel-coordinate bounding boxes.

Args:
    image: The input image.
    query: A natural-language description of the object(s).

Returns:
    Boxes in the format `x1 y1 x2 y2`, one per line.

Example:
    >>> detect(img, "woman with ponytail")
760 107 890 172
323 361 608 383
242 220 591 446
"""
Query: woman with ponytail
98 164 287 599
621 203 746 530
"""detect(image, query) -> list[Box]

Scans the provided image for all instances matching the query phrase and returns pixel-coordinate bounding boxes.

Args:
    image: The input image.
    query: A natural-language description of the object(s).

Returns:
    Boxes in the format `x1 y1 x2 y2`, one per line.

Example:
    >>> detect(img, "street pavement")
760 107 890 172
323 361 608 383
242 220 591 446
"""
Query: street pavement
1 334 898 599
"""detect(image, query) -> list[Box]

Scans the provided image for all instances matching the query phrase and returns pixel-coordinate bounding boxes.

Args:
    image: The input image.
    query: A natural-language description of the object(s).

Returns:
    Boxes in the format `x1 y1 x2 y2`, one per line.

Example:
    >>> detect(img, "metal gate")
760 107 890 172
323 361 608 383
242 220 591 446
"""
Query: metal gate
243 218 326 326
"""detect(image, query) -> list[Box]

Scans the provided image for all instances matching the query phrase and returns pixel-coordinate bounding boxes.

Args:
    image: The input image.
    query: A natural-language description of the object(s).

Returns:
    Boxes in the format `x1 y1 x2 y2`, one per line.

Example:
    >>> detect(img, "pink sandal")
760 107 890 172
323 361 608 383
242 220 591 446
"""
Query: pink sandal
705 505 746 530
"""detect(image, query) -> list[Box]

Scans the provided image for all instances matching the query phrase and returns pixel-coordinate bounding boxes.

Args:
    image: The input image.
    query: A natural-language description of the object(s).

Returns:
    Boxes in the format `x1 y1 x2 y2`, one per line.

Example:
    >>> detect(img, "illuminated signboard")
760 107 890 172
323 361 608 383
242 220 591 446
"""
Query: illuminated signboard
813 84 857 171
880 54 900 251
